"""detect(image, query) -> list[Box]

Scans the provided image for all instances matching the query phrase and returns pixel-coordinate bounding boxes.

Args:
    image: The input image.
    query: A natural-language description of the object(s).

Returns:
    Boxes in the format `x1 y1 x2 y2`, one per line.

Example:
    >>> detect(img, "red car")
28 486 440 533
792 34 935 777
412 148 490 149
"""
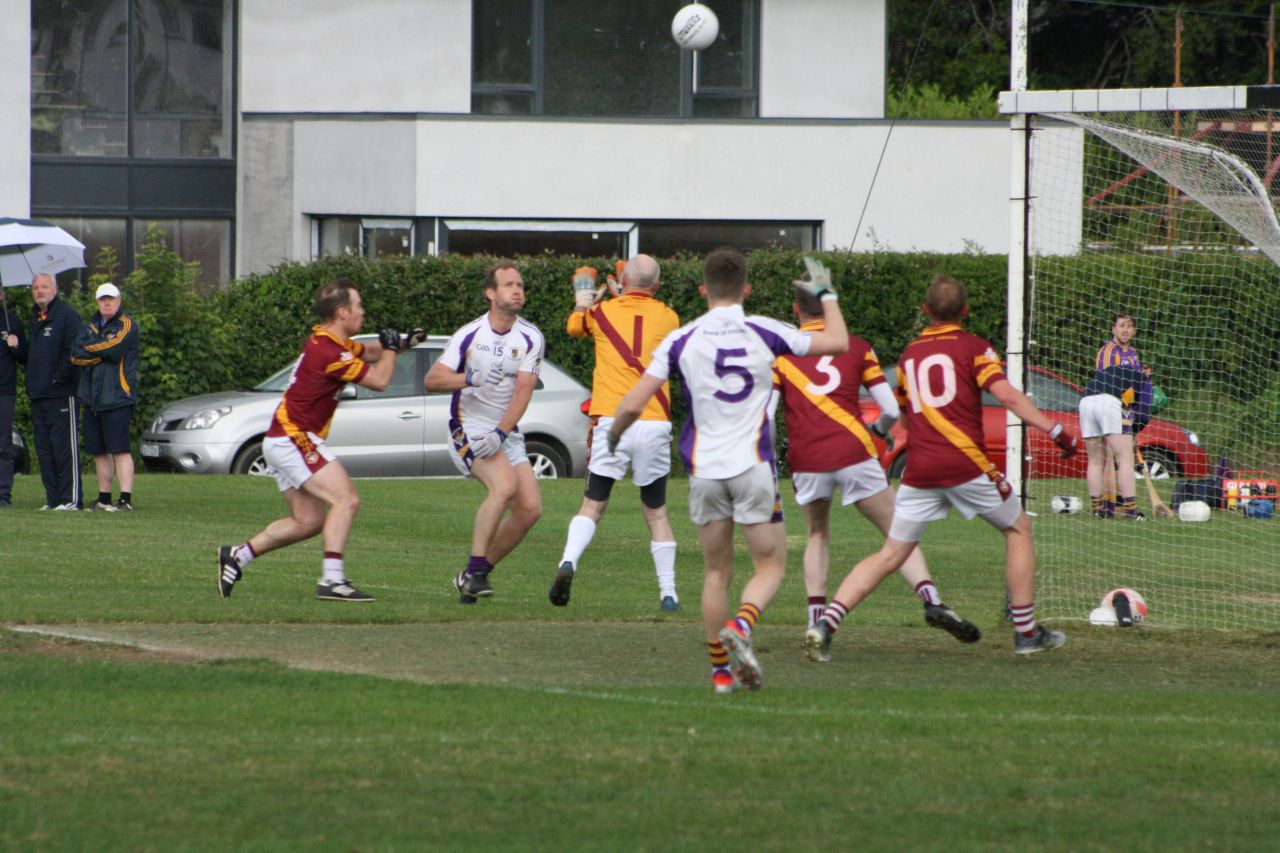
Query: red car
861 365 1210 481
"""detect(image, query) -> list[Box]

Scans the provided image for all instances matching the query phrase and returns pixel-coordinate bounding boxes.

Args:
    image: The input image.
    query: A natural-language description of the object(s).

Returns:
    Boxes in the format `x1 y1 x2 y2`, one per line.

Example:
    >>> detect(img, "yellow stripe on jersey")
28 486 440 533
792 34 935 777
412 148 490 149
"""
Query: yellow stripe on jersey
915 399 1000 481
774 358 878 457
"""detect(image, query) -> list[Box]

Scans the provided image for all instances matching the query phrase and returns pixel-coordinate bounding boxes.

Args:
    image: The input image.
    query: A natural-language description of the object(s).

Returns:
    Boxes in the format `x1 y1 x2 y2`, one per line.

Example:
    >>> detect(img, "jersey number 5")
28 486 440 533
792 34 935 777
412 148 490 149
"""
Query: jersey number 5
713 347 753 403
901 354 957 413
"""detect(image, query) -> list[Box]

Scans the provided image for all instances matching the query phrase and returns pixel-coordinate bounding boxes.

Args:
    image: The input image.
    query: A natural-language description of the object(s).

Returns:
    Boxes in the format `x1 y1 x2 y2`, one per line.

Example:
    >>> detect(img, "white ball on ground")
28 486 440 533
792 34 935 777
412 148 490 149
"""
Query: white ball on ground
672 4 719 50
1102 587 1148 624
1178 500 1211 522
1050 494 1082 514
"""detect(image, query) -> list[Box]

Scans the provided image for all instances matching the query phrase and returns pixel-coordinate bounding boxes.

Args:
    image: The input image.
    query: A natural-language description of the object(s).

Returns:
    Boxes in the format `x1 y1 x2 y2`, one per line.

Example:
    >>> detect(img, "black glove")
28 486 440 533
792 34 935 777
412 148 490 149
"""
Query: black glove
404 328 427 348
378 328 403 352
869 420 894 452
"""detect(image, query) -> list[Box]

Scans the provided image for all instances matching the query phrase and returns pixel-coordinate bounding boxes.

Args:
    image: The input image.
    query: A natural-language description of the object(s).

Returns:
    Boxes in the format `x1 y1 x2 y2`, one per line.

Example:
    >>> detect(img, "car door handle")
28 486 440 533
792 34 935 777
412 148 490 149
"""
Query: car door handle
396 412 423 420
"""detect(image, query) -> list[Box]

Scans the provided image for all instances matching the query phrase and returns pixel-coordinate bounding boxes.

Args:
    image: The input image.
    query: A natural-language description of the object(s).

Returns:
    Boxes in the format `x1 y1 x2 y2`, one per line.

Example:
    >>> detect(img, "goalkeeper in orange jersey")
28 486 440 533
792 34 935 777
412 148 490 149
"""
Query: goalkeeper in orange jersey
549 255 682 611
772 286 980 655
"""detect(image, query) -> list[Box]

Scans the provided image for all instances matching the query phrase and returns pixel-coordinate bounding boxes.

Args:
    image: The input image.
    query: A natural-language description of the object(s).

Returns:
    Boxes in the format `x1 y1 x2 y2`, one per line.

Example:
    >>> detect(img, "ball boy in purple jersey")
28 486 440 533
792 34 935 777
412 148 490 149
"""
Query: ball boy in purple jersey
607 250 848 693
1081 313 1152 520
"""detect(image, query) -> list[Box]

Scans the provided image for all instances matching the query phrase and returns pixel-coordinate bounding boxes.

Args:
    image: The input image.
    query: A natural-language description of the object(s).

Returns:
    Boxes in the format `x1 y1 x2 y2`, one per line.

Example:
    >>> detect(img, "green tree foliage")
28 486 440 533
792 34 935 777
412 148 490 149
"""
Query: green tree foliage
888 1 1280 117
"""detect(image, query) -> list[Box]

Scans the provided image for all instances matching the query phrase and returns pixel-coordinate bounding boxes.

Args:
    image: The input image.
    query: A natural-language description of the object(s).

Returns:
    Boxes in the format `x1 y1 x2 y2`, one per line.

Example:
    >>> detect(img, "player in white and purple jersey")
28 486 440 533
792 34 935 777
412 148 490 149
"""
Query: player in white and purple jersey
608 250 848 693
425 261 546 604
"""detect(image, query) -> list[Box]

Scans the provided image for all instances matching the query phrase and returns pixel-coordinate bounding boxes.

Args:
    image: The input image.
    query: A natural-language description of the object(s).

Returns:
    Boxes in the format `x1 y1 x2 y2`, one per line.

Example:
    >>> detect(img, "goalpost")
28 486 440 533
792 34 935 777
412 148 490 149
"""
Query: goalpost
1002 8 1280 630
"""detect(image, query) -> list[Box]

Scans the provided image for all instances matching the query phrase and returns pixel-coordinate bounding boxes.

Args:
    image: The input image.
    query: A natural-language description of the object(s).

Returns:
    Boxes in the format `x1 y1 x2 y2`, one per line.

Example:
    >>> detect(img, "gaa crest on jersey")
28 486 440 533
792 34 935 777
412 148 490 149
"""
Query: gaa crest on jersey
339 351 354 362
983 347 998 361
305 452 319 464
509 347 522 360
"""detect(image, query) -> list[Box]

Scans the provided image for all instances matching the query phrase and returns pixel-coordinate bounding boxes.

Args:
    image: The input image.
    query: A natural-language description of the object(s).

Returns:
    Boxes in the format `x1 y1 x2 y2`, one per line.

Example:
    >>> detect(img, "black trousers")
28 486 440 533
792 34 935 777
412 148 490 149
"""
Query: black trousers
31 395 81 508
0 394 14 502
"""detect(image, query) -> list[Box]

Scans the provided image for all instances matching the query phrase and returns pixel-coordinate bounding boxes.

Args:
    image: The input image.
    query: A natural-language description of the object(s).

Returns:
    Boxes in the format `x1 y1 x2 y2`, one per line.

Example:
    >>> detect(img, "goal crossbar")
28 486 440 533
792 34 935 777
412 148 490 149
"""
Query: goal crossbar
998 85 1280 116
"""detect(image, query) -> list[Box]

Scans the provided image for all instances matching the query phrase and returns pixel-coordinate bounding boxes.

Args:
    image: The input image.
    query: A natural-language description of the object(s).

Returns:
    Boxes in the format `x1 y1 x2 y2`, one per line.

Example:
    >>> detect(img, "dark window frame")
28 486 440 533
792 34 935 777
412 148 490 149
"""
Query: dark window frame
471 0 760 119
29 0 238 287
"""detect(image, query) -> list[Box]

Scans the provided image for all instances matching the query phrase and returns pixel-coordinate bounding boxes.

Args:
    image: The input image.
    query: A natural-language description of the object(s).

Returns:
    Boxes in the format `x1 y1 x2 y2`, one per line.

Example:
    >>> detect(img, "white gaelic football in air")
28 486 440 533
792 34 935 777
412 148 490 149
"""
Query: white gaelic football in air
1178 501 1212 523
671 4 719 50
1050 495 1082 514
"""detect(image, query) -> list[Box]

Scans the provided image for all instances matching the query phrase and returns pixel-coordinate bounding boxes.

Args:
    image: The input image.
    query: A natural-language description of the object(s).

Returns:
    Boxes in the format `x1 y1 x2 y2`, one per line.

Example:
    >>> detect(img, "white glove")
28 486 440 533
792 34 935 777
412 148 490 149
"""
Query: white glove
574 288 596 309
794 257 836 301
470 428 506 459
465 360 505 388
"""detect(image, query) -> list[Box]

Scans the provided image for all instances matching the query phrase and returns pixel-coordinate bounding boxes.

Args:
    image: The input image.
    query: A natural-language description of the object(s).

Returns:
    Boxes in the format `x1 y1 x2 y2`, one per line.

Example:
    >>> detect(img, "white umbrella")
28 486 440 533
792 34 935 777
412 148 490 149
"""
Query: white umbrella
0 218 86 288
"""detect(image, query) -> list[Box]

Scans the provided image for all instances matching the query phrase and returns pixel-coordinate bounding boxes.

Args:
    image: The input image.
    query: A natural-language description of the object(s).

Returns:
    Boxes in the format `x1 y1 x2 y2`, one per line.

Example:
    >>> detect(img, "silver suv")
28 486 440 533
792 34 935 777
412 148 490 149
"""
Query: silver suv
140 335 589 478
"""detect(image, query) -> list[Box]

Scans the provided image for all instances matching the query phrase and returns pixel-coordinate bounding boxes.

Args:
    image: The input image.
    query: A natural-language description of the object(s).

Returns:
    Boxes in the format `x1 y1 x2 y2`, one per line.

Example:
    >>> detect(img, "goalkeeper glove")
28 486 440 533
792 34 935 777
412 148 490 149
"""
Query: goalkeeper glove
571 267 598 309
378 328 404 352
604 259 626 298
470 428 506 459
794 257 837 301
404 328 426 349
1047 423 1079 459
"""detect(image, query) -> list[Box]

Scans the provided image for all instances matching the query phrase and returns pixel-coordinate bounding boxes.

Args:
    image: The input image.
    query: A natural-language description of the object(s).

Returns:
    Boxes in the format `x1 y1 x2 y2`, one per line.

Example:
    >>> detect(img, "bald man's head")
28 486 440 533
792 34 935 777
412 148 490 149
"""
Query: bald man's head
622 254 660 293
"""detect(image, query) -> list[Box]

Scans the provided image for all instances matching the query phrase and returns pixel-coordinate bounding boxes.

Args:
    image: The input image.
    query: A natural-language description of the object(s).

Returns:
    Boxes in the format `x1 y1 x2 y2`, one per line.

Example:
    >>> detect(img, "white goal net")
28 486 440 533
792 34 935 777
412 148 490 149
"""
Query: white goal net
1016 104 1280 630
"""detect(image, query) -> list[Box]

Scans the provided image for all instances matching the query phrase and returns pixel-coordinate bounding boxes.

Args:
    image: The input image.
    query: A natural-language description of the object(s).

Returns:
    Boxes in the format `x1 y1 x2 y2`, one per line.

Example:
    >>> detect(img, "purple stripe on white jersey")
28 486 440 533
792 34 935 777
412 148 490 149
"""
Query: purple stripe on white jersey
667 330 698 472
745 320 796 356
755 409 775 466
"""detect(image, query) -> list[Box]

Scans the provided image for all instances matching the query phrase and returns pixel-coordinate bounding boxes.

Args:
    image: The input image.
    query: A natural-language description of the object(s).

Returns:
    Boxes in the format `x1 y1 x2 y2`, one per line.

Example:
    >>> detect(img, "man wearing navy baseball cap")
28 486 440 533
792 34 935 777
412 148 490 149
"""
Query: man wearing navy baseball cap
71 282 141 511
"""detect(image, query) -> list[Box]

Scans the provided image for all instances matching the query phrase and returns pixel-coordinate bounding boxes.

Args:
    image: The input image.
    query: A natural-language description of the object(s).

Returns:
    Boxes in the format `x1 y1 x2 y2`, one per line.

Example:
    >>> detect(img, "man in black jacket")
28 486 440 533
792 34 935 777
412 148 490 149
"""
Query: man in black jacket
0 287 29 508
27 273 82 510
71 283 140 511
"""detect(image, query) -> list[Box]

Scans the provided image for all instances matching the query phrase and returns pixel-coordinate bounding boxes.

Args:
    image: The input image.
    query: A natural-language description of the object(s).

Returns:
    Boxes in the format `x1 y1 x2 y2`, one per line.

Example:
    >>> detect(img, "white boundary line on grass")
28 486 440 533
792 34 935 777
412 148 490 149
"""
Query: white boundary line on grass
11 625 1245 729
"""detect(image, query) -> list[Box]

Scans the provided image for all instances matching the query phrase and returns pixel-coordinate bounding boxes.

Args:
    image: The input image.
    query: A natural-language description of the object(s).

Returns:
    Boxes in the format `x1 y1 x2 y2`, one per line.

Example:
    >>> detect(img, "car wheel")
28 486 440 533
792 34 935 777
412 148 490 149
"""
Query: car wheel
1137 446 1180 480
525 439 569 480
888 452 907 481
231 439 271 476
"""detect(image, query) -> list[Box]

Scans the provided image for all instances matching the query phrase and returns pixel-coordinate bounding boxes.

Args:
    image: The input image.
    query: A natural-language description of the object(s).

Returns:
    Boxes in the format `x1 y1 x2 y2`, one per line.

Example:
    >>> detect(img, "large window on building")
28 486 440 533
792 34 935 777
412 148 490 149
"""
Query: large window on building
31 0 236 288
315 218 416 260
32 0 233 159
472 0 758 118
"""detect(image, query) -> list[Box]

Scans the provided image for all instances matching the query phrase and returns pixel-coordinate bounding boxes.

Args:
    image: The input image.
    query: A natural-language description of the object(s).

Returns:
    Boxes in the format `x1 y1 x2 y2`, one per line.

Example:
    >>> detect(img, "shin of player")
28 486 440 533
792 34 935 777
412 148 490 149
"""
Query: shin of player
805 274 1079 662
552 256 681 610
425 261 546 604
771 287 979 653
216 279 412 602
610 251 848 692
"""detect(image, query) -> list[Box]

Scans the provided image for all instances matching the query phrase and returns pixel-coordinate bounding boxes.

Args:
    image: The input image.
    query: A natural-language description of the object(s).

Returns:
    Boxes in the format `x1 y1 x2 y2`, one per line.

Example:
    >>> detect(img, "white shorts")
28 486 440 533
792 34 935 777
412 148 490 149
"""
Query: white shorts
589 417 671 487
1079 393 1128 438
263 433 336 492
792 458 889 507
888 474 1022 542
688 461 782 526
447 422 528 476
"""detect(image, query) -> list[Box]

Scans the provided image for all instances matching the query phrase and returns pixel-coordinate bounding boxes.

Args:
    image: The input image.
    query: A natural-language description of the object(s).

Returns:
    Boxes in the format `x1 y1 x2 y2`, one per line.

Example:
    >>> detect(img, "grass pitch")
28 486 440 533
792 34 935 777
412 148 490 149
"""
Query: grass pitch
2 474 1278 850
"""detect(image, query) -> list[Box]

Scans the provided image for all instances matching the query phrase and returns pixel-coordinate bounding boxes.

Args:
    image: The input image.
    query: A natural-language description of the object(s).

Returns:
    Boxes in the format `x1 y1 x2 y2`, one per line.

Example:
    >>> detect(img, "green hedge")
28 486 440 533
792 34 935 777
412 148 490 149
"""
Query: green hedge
11 246 1278 476
217 250 1010 393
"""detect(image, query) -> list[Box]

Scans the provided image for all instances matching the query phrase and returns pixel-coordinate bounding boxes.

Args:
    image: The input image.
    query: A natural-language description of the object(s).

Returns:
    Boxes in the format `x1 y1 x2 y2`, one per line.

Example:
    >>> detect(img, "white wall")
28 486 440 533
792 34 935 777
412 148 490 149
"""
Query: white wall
0 0 31 218
761 0 885 119
240 0 471 113
279 117 1009 256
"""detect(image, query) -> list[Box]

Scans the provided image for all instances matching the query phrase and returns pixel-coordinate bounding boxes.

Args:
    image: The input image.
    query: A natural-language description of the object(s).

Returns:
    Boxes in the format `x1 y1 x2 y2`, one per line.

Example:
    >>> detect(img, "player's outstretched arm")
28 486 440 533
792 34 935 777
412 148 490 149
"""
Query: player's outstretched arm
988 378 1079 458
794 257 848 356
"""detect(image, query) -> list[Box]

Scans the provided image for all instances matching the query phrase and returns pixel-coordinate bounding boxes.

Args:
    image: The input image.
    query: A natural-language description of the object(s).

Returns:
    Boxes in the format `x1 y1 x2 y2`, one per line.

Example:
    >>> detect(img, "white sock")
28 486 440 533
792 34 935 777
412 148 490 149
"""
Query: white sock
232 543 255 569
560 516 597 570
322 556 345 585
651 541 677 600
914 580 941 606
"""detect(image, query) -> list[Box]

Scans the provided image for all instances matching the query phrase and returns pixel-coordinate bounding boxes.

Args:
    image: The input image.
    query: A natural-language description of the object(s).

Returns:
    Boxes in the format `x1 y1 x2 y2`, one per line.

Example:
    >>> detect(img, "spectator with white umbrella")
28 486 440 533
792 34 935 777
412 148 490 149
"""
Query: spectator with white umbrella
0 218 89 511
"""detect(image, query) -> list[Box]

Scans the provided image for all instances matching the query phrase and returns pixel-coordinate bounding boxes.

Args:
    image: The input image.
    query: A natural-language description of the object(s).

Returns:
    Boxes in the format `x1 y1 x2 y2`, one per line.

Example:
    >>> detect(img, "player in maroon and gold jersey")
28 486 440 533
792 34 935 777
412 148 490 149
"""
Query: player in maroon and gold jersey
773 287 978 654
806 274 1079 659
216 278 418 602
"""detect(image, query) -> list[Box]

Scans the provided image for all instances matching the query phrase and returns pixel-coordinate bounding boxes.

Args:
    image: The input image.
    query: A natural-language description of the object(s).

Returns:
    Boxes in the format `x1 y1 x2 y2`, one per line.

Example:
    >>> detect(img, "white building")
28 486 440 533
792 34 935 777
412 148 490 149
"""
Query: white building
3 0 1010 287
